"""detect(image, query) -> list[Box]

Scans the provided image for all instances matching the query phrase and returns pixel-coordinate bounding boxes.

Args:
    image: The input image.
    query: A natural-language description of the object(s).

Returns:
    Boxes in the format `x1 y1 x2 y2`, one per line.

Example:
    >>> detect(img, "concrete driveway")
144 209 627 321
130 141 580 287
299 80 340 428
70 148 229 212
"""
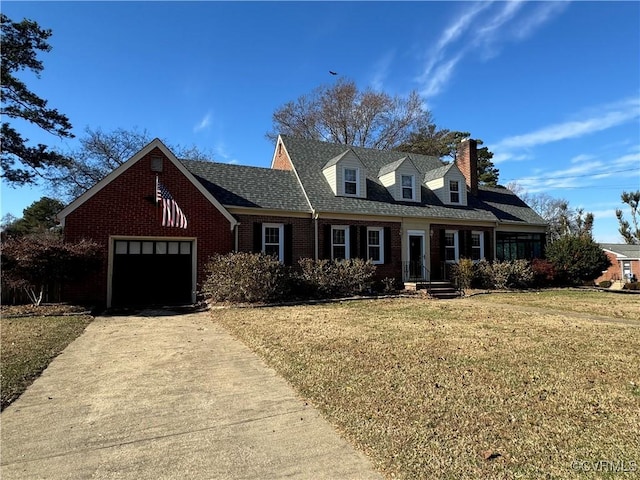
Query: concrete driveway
1 310 382 480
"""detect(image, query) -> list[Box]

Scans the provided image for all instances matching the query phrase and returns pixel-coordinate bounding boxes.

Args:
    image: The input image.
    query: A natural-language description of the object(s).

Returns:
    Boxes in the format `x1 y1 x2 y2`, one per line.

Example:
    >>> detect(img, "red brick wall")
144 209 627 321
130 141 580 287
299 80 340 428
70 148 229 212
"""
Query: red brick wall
63 147 233 306
593 251 639 284
430 224 493 279
235 214 315 260
271 142 293 171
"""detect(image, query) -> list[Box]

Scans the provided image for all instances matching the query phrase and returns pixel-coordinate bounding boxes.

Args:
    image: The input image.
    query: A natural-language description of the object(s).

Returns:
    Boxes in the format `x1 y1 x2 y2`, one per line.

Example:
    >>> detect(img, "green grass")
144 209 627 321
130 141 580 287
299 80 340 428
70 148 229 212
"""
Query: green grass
213 293 640 479
1 315 93 410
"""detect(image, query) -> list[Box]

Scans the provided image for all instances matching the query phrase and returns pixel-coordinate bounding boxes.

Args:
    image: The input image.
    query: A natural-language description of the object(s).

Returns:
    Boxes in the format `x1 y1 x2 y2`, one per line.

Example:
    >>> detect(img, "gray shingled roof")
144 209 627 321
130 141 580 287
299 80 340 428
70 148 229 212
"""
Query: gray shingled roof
182 160 311 212
600 243 640 259
423 163 455 183
281 136 547 225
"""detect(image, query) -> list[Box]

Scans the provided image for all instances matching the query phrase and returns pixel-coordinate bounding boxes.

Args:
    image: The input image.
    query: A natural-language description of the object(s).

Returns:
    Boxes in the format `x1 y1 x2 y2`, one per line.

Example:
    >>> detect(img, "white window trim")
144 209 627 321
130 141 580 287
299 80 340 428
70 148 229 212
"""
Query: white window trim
343 167 360 197
401 174 415 201
471 231 485 262
449 180 460 204
445 230 459 263
331 225 350 260
262 223 284 262
367 227 384 264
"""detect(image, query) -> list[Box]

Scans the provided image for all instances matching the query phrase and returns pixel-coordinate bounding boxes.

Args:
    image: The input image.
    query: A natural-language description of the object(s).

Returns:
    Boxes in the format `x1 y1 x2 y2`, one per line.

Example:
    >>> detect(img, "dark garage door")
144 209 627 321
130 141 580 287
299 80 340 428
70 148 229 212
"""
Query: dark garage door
112 240 193 307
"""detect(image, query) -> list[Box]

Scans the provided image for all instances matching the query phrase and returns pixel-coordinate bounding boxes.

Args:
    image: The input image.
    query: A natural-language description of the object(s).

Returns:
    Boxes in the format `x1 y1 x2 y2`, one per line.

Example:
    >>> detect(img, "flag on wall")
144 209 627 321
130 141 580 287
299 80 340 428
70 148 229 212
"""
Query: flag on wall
156 179 188 229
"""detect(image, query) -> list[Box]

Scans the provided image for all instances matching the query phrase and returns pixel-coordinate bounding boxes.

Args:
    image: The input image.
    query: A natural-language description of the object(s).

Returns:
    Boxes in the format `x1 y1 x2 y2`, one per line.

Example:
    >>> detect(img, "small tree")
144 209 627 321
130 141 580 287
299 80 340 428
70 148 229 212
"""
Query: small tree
545 236 611 285
1 234 102 305
616 190 640 245
1 196 64 237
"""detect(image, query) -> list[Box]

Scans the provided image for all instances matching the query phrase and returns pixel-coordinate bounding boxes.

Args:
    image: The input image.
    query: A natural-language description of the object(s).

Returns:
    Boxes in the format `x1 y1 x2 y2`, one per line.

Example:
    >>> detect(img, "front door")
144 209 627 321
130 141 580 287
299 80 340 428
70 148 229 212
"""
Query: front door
408 233 425 280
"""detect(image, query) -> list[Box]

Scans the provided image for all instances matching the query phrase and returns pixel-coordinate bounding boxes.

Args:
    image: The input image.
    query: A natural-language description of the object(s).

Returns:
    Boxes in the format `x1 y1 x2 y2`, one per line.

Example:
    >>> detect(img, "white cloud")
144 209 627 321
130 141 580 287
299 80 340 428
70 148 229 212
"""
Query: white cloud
490 96 640 162
193 112 212 133
370 51 395 91
416 1 565 99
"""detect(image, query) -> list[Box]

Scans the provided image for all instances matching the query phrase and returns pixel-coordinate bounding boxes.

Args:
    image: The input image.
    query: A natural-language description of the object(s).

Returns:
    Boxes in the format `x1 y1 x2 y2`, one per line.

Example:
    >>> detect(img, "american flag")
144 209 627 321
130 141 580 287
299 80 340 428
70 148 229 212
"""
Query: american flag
156 180 188 229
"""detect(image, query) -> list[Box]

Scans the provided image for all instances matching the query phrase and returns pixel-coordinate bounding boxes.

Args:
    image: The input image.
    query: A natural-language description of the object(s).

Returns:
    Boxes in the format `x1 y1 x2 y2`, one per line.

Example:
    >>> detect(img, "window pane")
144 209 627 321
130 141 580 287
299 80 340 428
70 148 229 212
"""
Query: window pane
345 182 357 195
445 248 456 261
333 229 345 245
472 234 481 247
450 180 459 191
129 241 141 254
265 227 280 244
471 249 481 261
156 242 167 254
265 244 280 257
345 169 356 182
402 175 412 187
333 246 346 260
115 241 128 254
369 246 380 262
168 242 179 254
180 242 191 254
142 241 154 254
402 187 413 199
450 192 460 203
368 230 380 246
445 232 455 246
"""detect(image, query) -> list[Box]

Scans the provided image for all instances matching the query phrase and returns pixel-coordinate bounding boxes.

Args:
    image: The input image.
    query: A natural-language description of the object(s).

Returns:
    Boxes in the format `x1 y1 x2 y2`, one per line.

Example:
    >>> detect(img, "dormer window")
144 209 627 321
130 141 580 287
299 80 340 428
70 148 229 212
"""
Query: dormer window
344 168 358 196
401 175 415 200
449 180 460 204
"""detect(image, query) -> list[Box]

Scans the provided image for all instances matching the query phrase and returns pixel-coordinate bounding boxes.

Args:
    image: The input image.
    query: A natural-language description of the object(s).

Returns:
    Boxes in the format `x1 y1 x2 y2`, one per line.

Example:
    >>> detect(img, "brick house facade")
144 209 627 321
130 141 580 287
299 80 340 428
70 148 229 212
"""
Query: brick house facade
58 136 547 307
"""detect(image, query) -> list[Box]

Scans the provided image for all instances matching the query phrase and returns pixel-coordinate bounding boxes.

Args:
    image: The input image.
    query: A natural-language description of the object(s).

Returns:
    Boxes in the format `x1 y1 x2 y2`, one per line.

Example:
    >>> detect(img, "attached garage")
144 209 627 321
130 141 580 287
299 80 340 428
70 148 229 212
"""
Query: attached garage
110 239 196 307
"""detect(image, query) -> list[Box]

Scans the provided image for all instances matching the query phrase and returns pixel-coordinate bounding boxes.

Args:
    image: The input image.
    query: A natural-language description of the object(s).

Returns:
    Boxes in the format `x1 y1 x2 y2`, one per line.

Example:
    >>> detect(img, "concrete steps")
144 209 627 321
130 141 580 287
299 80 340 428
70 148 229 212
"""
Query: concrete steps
404 281 462 299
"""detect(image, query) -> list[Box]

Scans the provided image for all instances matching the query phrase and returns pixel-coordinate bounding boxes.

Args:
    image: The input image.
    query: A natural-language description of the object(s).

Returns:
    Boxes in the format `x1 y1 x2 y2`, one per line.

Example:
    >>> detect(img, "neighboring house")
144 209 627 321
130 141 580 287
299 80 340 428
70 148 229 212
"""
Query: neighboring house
595 244 640 284
57 136 547 308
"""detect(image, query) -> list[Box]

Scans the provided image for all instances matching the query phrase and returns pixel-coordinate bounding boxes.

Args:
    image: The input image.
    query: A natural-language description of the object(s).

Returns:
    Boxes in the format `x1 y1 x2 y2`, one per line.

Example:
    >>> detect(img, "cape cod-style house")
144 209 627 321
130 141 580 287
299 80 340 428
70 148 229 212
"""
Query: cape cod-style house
57 135 547 307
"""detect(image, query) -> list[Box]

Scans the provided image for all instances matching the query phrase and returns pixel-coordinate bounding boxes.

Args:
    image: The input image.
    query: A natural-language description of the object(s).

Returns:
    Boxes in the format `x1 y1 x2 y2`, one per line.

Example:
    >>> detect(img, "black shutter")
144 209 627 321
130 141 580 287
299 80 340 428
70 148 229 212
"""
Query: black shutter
350 226 358 259
484 231 492 261
384 227 391 264
253 223 262 253
359 226 367 259
284 224 293 265
462 230 472 259
323 224 332 259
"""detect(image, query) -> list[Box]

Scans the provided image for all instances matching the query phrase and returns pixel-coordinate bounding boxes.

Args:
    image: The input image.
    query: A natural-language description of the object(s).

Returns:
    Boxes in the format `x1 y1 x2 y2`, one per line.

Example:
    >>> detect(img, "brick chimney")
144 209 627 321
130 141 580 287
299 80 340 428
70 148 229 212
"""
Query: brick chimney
457 138 478 196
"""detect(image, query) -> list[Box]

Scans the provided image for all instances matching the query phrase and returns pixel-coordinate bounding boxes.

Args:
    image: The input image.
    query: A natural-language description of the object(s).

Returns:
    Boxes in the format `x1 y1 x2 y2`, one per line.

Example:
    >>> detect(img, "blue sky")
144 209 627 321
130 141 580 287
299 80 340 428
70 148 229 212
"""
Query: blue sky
2 1 639 243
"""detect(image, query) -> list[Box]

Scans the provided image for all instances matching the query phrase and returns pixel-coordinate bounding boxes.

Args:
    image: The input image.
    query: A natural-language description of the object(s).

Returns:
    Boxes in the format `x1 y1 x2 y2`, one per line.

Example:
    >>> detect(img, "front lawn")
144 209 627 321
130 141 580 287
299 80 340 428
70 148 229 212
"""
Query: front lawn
213 294 640 479
1 315 93 410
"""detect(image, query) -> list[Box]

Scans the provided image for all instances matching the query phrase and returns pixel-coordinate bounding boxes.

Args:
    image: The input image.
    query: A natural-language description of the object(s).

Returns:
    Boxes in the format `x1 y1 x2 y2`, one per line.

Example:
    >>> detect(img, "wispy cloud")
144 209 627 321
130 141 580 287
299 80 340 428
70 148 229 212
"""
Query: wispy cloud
490 96 640 161
193 112 212 133
370 51 395 91
509 148 640 194
417 1 568 99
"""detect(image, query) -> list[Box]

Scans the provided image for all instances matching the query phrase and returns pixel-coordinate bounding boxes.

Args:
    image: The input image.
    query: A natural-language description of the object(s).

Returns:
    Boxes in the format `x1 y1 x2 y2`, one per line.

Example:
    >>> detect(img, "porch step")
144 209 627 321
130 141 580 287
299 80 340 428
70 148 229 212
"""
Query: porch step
404 281 462 299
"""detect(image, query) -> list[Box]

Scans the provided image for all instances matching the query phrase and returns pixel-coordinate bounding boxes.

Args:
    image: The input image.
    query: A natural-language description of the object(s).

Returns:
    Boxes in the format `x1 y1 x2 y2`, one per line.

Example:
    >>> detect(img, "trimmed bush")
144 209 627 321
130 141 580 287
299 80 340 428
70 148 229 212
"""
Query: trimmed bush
296 258 376 298
623 282 639 291
473 259 534 290
203 252 288 303
598 280 612 288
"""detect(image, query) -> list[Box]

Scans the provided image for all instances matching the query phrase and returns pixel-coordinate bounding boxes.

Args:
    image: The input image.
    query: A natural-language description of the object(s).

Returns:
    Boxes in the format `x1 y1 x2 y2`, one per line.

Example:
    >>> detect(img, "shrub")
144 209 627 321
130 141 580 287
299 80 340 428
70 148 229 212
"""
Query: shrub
1 234 102 305
203 252 288 303
451 258 474 290
472 260 534 290
624 282 639 291
546 236 611 285
598 280 612 288
531 259 557 287
296 258 376 298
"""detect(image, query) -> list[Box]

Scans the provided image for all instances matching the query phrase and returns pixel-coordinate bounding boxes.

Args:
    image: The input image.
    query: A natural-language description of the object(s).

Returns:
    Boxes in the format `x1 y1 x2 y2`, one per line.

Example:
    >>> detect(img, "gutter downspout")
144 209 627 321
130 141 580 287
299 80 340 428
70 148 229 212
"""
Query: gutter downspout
234 223 240 252
313 210 319 260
